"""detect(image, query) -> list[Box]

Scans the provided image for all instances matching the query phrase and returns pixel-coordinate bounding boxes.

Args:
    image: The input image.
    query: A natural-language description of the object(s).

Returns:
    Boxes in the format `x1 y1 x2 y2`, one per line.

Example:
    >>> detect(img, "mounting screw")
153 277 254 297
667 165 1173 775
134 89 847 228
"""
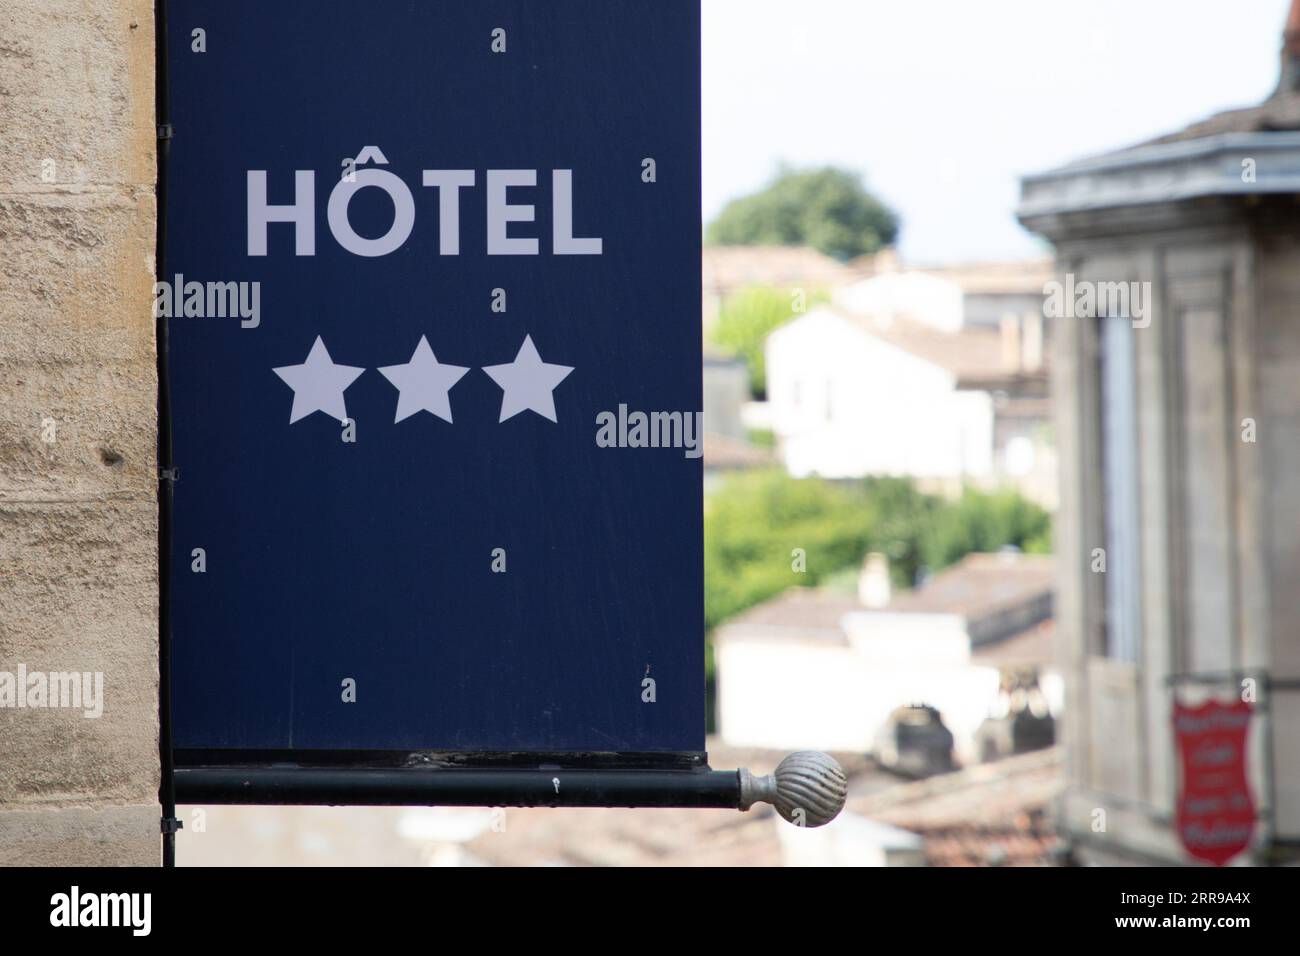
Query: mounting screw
738 751 847 828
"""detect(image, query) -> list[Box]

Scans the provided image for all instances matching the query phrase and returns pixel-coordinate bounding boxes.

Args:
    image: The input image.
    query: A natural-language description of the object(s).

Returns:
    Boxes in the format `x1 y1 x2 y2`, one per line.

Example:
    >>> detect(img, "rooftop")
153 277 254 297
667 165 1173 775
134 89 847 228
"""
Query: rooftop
719 587 864 637
919 258 1055 297
1129 0 1300 146
850 747 1066 866
1140 93 1300 147
1019 4 1300 224
799 307 1043 384
702 244 853 293
853 314 1006 380
719 552 1055 649
887 552 1054 618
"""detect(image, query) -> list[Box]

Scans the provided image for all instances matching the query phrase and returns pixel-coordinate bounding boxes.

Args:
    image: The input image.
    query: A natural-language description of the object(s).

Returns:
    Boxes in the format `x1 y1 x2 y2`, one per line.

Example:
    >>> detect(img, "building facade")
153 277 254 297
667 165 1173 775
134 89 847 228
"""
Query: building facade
1018 6 1300 864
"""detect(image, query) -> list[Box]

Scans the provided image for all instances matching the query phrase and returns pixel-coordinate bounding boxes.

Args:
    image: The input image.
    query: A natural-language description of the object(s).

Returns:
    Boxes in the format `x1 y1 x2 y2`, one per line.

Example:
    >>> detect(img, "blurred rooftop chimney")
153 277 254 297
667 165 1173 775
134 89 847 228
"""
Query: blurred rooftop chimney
858 552 891 608
1276 0 1300 96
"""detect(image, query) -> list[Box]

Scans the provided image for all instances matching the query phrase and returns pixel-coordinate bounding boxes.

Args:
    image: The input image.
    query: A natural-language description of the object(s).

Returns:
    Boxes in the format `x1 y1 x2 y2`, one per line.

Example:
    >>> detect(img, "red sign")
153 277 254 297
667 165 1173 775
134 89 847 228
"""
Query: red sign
1173 699 1255 865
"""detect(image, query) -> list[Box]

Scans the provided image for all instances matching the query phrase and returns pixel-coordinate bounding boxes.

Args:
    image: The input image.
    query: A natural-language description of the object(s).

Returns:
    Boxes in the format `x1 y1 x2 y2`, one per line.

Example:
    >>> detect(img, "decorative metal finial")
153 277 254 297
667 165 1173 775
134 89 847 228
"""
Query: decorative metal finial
738 751 847 828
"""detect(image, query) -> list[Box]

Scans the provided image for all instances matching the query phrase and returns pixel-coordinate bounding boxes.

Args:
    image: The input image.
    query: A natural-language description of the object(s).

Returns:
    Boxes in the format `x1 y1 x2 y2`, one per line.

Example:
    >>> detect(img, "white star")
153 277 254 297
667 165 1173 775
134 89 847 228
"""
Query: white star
377 336 470 424
272 336 365 424
482 335 574 423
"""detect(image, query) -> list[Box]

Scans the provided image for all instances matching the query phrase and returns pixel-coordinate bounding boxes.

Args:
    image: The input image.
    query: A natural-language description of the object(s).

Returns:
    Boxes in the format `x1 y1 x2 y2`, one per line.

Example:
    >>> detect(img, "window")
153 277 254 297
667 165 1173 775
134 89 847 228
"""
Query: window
1098 314 1141 663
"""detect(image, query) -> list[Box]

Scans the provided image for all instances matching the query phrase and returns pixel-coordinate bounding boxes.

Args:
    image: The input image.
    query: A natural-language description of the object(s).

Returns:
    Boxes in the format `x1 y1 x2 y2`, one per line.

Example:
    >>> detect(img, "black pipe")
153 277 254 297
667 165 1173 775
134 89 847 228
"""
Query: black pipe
154 0 178 868
175 767 743 809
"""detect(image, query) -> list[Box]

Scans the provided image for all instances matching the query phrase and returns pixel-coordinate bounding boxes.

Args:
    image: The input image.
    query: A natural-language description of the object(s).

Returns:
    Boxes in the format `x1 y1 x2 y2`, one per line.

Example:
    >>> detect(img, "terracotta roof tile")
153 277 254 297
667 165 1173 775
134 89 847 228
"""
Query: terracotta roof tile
851 748 1066 866
826 309 1038 383
918 258 1056 296
716 587 861 640
886 552 1054 618
702 245 852 292
1138 93 1300 146
718 553 1055 644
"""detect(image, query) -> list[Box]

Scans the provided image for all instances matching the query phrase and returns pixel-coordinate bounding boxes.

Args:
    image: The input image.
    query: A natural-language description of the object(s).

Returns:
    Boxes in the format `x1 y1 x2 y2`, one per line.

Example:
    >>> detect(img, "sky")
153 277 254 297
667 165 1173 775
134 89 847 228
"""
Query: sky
702 0 1293 263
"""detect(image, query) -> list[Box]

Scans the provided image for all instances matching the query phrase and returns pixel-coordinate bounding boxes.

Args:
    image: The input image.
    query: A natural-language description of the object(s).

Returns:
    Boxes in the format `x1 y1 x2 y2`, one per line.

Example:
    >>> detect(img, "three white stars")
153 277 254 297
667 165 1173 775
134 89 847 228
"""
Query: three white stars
272 335 574 425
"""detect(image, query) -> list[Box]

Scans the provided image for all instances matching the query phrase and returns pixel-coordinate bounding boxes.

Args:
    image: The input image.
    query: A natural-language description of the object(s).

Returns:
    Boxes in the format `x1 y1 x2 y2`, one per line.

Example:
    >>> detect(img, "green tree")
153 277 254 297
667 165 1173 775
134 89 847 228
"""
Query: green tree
711 286 803 397
706 166 899 262
918 486 1053 571
704 471 875 629
703 473 1052 632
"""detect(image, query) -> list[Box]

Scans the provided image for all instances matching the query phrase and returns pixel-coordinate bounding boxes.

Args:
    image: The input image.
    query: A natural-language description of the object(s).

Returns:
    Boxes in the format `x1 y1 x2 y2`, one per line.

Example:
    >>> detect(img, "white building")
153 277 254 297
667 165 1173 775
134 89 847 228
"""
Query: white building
766 306 1050 486
833 269 966 332
715 552 1061 764
763 254 1056 502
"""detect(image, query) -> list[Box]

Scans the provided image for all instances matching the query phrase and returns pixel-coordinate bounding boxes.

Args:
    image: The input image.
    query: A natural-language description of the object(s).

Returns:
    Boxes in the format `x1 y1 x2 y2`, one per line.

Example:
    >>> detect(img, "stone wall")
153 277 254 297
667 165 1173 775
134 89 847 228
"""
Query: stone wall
1042 212 1300 863
0 0 159 865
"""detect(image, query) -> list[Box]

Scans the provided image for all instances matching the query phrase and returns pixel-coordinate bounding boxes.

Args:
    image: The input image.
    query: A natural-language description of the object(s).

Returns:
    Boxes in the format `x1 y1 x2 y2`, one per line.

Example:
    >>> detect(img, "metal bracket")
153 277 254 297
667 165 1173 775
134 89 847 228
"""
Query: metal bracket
157 123 174 141
159 466 180 482
160 816 183 835
172 751 849 828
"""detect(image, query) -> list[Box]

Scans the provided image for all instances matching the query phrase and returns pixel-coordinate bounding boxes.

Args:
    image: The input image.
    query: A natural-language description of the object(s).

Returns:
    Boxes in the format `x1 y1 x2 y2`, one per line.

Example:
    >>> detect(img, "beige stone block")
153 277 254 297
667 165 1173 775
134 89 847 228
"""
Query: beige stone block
0 188 156 365
0 804 158 866
0 359 156 502
0 501 157 805
0 0 155 189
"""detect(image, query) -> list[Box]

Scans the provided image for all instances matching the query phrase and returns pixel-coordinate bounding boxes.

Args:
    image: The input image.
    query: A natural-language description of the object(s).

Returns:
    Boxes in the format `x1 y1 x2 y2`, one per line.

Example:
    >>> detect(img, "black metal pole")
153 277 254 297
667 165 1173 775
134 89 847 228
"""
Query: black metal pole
154 0 178 868
175 767 743 809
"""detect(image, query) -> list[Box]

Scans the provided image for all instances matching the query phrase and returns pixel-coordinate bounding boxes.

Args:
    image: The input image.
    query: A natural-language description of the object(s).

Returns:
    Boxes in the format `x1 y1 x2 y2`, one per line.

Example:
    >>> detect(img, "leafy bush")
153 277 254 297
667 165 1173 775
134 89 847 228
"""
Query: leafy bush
704 472 1051 632
710 287 799 398
706 166 898 262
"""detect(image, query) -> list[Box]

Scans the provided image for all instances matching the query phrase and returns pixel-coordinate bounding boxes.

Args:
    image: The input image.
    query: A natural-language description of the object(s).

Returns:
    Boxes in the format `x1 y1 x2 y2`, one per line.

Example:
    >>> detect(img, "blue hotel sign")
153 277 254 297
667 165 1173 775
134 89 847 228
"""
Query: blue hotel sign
164 1 703 758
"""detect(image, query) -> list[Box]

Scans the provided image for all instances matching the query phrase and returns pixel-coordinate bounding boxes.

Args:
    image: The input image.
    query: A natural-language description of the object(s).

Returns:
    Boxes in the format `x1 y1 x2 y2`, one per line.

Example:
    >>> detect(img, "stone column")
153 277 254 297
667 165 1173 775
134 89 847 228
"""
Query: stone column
0 0 159 865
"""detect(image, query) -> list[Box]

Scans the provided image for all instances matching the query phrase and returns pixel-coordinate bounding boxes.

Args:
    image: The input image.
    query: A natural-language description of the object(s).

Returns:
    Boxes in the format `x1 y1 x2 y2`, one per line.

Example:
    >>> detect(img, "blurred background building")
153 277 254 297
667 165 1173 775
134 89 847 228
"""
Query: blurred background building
715 551 1059 764
1018 0 1300 865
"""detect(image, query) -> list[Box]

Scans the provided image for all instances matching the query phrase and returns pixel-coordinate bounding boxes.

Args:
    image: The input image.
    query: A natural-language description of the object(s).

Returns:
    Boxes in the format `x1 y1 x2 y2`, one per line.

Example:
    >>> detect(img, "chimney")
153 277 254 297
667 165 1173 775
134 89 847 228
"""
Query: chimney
858 552 891 608
1276 0 1300 96
1000 314 1022 371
